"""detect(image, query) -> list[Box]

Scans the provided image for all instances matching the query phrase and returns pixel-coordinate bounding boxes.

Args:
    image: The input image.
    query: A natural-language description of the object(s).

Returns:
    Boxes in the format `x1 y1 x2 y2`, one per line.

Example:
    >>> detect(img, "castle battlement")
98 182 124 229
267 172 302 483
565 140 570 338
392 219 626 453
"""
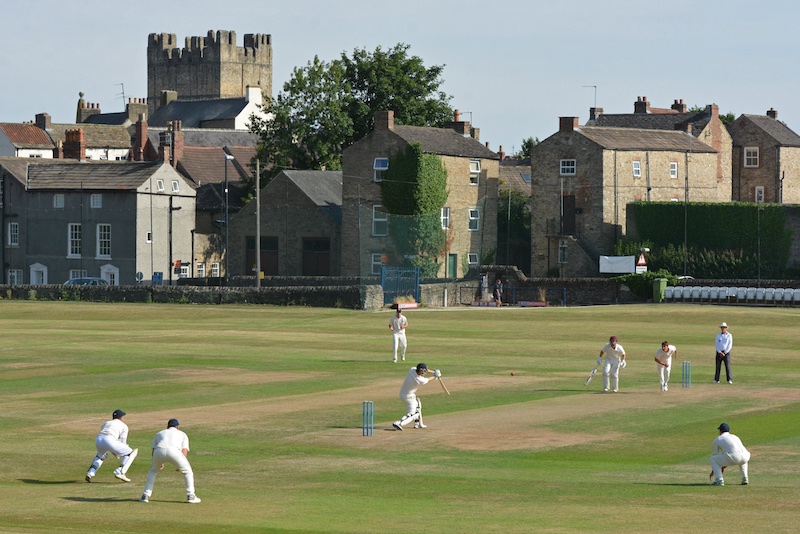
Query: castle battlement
147 30 273 115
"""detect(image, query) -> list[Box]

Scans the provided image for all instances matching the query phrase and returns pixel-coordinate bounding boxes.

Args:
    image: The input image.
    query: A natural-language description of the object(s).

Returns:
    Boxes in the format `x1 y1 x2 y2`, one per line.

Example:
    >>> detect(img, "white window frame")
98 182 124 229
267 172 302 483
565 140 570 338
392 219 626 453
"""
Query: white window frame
469 160 481 185
196 263 206 278
441 207 450 230
468 253 479 266
633 160 641 178
156 179 165 192
179 265 189 278
67 223 81 258
744 147 759 168
8 222 19 247
372 205 388 236
7 269 23 285
559 159 576 176
70 269 87 279
468 208 480 232
755 186 765 204
371 253 384 275
171 180 180 193
100 263 119 286
53 194 65 208
373 157 389 182
96 224 111 259
670 161 678 179
90 194 103 208
146 231 153 244
211 262 220 278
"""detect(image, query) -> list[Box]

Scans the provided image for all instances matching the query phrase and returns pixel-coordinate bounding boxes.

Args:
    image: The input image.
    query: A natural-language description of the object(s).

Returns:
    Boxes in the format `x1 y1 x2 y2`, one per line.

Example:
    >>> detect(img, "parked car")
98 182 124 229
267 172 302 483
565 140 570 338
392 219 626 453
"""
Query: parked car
63 277 109 286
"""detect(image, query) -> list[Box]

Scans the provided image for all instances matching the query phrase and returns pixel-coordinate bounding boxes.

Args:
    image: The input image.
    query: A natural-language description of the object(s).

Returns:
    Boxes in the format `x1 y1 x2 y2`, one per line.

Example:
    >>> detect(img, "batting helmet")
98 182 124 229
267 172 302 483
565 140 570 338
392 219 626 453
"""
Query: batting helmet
416 363 428 373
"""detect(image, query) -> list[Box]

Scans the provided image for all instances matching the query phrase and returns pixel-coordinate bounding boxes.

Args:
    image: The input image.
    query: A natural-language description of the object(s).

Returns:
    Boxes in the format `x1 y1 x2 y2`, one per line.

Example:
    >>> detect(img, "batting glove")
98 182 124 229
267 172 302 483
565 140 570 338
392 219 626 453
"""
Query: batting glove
434 369 442 378
597 357 603 365
620 360 627 369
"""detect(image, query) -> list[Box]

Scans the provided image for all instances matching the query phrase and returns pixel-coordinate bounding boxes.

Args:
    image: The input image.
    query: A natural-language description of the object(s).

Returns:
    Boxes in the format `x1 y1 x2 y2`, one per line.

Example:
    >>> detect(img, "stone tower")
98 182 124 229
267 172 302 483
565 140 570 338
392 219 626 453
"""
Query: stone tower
147 30 272 115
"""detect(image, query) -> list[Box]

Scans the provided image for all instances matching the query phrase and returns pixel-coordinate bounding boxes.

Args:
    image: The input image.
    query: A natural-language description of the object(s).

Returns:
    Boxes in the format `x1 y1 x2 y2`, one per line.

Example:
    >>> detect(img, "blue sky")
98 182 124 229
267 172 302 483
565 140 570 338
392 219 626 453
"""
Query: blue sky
2 0 798 154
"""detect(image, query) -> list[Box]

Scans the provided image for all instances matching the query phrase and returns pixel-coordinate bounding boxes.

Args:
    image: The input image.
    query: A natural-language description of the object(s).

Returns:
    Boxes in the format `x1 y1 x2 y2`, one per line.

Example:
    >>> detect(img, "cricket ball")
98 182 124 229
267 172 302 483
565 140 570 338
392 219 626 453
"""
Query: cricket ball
511 372 515 376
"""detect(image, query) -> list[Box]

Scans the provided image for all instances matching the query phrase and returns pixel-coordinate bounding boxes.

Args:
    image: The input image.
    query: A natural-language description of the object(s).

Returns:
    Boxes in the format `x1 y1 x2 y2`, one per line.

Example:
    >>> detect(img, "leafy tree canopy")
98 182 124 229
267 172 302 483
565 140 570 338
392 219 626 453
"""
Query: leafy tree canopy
250 44 452 189
515 137 539 159
688 105 736 126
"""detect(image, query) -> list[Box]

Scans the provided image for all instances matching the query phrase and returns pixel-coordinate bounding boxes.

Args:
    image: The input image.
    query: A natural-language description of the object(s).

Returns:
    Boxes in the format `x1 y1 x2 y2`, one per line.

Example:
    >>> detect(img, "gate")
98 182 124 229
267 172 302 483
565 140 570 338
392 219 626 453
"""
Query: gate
380 266 420 305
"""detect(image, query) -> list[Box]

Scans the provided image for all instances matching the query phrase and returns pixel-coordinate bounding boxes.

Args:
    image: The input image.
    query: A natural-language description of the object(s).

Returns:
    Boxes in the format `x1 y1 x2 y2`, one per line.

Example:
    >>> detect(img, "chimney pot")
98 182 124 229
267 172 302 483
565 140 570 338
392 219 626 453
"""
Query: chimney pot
767 108 778 119
454 109 461 122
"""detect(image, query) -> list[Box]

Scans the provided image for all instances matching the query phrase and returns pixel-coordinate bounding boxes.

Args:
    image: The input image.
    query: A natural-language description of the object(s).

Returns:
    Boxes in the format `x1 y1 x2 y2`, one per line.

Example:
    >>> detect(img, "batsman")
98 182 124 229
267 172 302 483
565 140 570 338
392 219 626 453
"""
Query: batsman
598 335 627 392
393 363 442 431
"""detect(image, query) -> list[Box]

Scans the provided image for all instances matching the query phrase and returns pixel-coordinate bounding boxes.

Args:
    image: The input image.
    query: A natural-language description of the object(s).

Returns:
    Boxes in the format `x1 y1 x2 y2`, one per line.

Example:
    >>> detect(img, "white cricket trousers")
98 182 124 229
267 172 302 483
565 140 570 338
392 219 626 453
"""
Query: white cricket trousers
95 434 134 458
711 451 750 482
392 332 407 362
602 359 621 390
142 447 195 497
658 362 672 388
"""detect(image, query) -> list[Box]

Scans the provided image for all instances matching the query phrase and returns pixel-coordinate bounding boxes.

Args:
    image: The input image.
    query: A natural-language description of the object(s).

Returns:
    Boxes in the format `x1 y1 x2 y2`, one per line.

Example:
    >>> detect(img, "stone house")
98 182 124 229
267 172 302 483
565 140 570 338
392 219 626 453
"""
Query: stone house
228 170 342 277
587 96 732 190
530 117 726 277
340 111 499 279
130 118 256 279
0 157 195 286
728 109 800 204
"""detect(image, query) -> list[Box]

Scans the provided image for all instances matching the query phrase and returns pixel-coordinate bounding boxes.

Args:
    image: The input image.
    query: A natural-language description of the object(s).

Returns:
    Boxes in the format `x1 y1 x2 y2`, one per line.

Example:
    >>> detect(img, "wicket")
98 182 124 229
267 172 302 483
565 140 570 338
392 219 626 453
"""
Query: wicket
362 401 374 436
681 361 692 388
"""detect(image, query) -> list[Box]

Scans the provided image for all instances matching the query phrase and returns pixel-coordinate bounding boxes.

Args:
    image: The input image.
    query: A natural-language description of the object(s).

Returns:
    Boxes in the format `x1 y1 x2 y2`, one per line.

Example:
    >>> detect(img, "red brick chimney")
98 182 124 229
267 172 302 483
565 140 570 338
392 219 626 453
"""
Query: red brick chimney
767 108 778 119
671 99 687 113
634 96 650 114
63 128 86 160
446 109 472 136
133 115 148 161
498 145 505 160
35 113 52 130
704 103 719 118
374 110 395 131
589 107 604 121
559 117 579 132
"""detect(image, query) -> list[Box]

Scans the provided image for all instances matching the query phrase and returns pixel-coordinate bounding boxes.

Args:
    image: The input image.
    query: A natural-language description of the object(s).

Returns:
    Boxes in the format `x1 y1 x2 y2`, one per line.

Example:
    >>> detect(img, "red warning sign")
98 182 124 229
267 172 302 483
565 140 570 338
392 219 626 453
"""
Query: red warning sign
637 253 647 266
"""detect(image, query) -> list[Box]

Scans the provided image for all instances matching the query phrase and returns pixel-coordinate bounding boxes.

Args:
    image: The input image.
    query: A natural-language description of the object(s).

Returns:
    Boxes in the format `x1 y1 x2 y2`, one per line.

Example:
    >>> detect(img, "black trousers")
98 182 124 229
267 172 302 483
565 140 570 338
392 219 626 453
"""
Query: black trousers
715 352 732 382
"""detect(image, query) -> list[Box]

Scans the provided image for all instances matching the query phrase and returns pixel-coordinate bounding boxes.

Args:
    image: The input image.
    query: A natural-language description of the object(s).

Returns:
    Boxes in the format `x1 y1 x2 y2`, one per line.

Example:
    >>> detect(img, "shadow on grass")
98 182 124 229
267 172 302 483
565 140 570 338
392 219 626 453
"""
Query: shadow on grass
63 496 139 503
19 479 81 485
633 482 711 487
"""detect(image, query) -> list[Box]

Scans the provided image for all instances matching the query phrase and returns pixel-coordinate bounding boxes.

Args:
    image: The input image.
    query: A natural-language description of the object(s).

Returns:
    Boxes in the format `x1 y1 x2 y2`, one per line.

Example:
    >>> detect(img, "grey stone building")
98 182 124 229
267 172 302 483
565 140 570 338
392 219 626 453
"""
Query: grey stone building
341 110 499 279
729 109 800 204
228 170 342 277
530 117 726 277
0 157 195 285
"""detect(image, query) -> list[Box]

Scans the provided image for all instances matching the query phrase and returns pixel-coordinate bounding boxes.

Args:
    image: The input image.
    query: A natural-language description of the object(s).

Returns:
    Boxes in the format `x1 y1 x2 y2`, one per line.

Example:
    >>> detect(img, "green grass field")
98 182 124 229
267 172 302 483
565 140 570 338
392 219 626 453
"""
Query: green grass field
1 301 799 533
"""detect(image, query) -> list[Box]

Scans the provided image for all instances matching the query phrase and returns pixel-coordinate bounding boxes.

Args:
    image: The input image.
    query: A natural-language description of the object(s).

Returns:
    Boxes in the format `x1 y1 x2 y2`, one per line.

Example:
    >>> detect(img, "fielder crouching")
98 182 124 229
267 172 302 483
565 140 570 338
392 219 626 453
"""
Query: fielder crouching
393 363 441 430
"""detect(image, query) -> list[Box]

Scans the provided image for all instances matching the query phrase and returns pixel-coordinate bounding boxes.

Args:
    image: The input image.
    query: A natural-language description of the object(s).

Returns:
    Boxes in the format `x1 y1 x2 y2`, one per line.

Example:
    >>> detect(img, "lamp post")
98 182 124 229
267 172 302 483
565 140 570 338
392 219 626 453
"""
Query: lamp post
224 153 235 283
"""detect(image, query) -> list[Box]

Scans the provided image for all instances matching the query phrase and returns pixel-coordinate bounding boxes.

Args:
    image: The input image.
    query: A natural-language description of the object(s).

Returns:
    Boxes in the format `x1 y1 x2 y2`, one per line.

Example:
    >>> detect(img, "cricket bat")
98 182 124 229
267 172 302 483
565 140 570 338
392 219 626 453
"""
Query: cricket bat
438 377 451 395
584 364 600 386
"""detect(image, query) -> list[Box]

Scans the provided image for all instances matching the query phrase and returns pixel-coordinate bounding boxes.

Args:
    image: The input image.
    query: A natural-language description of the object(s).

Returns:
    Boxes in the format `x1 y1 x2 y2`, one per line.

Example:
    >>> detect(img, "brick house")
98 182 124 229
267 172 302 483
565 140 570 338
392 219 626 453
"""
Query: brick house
0 157 195 285
530 117 726 277
228 170 342 277
728 109 800 203
340 111 499 279
587 96 732 189
34 113 132 161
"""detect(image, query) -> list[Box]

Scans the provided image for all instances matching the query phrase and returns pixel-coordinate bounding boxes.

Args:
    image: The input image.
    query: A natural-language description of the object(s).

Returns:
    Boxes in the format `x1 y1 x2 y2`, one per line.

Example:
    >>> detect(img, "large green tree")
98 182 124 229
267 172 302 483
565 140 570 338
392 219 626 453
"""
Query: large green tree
250 44 452 188
340 44 453 144
496 190 531 275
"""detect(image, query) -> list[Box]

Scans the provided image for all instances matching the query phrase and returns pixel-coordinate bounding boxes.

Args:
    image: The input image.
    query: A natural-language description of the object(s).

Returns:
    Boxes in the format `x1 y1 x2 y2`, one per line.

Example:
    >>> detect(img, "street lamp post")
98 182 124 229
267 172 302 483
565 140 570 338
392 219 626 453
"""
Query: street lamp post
224 153 235 283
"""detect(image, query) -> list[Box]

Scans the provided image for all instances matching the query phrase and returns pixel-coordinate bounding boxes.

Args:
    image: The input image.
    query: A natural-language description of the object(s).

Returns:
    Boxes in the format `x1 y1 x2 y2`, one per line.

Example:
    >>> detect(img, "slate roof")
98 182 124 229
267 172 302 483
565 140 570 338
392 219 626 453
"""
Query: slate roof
83 112 130 126
195 182 244 212
0 123 54 149
2 160 174 190
176 146 255 187
577 126 716 152
591 111 712 137
739 115 800 147
48 123 132 148
392 125 499 159
499 158 531 194
283 170 343 225
149 98 248 128
147 128 259 148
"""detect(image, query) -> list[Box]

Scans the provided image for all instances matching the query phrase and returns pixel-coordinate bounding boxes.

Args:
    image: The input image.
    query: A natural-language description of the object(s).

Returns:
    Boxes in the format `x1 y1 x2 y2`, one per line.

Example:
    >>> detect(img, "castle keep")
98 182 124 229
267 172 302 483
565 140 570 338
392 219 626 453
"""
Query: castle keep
147 30 272 115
